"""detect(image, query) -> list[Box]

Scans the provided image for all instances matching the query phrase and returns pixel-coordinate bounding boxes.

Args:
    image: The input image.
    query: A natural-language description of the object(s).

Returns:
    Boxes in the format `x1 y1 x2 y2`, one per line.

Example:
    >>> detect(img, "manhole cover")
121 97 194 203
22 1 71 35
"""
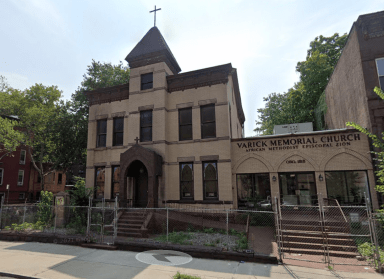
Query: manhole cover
135 249 193 266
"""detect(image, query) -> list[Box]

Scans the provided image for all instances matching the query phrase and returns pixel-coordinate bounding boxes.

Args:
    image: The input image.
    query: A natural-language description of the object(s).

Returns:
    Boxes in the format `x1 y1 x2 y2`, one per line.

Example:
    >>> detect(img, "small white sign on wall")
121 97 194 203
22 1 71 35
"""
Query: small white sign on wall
350 213 360 223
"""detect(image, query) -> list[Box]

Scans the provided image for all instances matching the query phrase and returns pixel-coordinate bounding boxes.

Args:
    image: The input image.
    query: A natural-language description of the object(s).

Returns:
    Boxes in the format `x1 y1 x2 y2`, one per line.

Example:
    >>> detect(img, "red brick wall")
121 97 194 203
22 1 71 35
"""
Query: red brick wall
0 146 32 204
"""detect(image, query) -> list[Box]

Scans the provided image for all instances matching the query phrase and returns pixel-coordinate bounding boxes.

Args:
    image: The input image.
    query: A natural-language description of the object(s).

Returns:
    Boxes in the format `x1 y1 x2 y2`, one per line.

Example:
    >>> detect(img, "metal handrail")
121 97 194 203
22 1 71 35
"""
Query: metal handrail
323 198 347 222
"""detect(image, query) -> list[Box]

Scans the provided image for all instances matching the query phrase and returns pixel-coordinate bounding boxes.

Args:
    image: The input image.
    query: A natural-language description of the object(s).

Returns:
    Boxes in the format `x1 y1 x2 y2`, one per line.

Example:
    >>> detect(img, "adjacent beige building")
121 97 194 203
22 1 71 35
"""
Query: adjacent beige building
85 26 378 210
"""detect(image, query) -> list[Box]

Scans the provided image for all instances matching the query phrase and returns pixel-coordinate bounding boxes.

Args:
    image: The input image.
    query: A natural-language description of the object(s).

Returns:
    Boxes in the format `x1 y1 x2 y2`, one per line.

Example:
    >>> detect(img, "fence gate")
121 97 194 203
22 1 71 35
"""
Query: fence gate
276 195 379 267
87 197 117 245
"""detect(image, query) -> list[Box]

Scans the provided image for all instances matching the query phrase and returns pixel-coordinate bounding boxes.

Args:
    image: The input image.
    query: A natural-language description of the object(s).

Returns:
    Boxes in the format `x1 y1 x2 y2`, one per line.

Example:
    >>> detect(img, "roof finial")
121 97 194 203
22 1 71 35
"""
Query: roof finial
149 5 161 27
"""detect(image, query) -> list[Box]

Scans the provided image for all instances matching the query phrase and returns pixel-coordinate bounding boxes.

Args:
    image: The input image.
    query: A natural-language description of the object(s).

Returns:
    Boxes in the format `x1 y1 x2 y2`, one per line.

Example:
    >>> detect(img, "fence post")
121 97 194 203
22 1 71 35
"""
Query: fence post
226 210 229 248
113 196 117 243
365 192 381 269
87 196 91 242
0 196 4 230
22 199 26 224
54 204 57 235
101 198 105 244
274 197 282 262
166 207 169 243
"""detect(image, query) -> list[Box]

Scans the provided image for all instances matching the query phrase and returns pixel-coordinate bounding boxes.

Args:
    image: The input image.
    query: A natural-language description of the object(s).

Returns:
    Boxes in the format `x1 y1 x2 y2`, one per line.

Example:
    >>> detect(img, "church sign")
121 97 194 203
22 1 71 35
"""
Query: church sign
236 133 361 153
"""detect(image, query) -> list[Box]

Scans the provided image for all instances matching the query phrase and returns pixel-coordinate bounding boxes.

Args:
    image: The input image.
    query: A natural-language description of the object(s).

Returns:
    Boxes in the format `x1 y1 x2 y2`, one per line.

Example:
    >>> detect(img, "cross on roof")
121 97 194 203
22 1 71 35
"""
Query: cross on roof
134 137 140 144
149 5 161 27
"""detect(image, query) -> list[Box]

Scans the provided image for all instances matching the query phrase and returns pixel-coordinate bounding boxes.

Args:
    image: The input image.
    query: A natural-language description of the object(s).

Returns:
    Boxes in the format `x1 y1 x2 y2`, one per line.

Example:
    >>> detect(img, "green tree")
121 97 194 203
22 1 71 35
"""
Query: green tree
54 60 130 172
0 83 62 190
0 76 26 160
0 116 26 161
256 33 348 135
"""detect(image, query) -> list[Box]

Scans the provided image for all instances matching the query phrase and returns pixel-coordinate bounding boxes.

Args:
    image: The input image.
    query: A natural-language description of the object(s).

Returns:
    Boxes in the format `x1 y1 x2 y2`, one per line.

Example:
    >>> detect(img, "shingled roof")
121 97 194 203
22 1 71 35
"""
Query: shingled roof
125 27 181 74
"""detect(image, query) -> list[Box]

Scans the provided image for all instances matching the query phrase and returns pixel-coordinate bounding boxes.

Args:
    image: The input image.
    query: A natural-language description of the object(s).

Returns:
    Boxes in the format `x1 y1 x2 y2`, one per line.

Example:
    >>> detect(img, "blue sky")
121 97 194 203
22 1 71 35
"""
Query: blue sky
1 0 383 137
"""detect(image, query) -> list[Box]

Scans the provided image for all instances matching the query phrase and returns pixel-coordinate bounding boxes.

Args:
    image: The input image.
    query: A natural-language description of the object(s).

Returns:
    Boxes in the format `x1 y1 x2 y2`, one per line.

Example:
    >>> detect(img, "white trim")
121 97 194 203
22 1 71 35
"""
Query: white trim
19 150 26 165
17 170 24 186
0 168 3 185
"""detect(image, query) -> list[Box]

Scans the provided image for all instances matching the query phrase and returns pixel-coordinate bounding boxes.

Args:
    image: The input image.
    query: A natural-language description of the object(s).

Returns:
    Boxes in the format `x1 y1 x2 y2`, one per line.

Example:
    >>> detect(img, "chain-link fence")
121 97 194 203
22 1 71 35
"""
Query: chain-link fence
275 195 384 269
2 195 384 269
112 206 277 256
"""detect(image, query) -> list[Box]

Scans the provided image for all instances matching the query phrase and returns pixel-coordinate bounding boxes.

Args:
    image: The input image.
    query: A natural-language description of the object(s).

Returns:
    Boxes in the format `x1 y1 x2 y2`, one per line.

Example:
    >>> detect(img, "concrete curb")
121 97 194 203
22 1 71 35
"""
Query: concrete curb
0 231 278 264
0 272 39 279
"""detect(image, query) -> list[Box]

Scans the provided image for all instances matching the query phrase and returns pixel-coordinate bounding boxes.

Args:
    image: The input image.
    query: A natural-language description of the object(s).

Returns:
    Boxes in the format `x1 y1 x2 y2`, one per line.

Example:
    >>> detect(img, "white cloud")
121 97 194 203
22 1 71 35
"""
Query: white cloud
9 0 68 36
0 72 32 91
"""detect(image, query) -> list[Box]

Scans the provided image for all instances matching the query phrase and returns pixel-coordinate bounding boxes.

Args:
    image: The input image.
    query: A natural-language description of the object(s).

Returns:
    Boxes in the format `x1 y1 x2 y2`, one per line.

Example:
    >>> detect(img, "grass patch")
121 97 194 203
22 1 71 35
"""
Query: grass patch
155 232 192 245
173 272 201 279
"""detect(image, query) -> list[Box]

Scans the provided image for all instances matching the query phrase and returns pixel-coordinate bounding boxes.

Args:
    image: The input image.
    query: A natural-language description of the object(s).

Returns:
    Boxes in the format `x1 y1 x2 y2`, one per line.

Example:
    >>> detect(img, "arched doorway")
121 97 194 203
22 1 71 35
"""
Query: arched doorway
127 160 148 207
119 144 163 208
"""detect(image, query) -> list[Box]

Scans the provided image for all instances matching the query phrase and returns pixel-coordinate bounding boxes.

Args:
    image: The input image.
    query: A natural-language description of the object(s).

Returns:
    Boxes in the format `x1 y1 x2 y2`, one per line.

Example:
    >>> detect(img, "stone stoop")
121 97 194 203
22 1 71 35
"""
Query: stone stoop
280 218 358 258
112 210 150 238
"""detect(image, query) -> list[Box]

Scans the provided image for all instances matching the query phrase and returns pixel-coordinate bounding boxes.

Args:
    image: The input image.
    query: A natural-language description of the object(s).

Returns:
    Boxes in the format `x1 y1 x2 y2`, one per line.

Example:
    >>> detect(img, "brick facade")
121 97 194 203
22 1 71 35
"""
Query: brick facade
325 11 384 136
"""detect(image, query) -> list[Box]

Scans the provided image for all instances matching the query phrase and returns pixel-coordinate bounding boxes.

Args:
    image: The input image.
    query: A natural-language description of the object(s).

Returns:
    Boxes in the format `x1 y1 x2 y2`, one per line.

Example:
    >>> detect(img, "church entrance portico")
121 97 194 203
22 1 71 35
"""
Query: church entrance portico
126 160 148 208
119 143 162 208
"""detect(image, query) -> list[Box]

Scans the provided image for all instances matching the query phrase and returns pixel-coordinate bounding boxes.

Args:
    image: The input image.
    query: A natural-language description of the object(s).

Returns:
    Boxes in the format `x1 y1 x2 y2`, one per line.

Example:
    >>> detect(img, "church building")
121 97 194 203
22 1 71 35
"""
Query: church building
85 26 379 210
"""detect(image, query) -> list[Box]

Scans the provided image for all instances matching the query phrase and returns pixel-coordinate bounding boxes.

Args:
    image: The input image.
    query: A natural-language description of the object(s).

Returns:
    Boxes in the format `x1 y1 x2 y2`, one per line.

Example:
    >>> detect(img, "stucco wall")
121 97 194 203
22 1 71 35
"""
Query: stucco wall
86 61 242 208
231 130 378 209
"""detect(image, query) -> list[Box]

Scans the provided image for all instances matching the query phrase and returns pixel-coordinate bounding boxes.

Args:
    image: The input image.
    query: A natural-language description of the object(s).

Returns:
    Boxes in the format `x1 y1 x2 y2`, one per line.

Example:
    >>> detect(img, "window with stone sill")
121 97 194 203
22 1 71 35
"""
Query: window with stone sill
141 73 153 90
97 119 107 147
179 108 193 141
18 170 24 186
20 150 26 164
95 167 105 199
377 58 384 91
0 168 3 185
203 161 218 200
200 104 216 139
180 163 193 199
113 117 124 146
140 110 152 142
111 166 120 199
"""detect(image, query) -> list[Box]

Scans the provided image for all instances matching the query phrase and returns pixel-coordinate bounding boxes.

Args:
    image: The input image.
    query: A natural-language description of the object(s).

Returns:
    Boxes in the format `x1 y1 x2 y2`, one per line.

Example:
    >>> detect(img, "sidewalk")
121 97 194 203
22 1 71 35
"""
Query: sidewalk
0 240 382 279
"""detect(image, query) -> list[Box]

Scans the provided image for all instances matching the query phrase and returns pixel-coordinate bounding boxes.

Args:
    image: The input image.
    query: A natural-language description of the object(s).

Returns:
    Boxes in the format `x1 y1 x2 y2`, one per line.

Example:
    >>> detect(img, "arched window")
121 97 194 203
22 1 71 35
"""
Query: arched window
203 161 218 199
180 163 193 199
111 166 120 199
95 167 105 198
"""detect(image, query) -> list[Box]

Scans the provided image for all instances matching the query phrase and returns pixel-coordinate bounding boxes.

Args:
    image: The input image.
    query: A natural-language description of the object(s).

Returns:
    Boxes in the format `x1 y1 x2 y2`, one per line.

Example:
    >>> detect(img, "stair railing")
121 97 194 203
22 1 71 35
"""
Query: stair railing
323 198 347 222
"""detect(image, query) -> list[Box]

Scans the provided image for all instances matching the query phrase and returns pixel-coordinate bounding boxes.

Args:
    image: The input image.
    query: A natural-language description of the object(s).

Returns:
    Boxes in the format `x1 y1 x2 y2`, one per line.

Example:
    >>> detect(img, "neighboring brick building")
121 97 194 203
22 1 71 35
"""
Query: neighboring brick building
28 165 67 200
85 26 378 209
0 116 32 204
324 10 384 136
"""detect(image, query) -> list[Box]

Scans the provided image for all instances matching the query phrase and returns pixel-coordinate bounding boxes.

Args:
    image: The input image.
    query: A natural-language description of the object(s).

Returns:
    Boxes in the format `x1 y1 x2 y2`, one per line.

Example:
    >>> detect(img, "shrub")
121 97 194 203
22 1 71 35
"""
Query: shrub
37 191 53 226
236 235 249 250
358 242 384 266
173 272 201 279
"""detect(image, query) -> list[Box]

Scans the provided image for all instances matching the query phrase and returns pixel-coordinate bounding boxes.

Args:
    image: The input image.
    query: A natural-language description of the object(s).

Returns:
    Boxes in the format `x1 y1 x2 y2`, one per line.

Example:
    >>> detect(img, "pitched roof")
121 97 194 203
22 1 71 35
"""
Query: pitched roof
125 27 181 74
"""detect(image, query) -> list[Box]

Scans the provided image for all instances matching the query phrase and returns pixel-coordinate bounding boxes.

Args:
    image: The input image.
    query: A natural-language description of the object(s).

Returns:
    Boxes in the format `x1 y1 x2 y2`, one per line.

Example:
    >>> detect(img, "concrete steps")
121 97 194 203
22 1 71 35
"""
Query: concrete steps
116 210 149 238
279 216 359 258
